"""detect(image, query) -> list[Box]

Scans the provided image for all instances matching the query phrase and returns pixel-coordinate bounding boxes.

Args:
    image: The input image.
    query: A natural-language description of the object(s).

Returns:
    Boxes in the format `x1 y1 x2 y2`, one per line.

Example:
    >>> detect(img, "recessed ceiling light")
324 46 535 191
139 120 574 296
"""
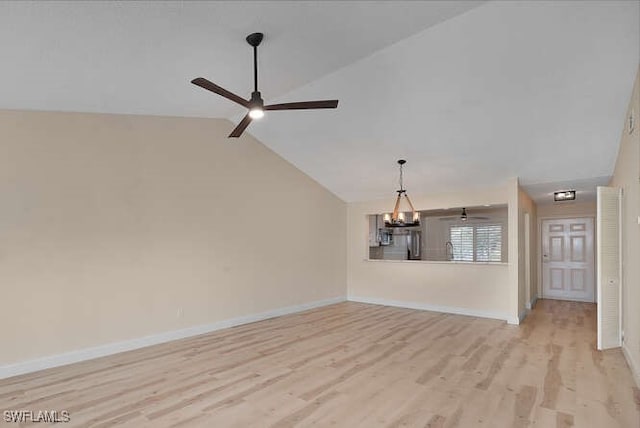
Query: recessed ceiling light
554 190 576 202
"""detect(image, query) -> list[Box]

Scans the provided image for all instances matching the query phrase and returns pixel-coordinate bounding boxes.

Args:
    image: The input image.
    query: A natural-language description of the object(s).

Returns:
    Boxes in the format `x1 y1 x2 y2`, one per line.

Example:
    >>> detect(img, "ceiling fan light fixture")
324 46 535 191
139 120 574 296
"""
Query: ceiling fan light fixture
249 107 264 119
248 92 264 119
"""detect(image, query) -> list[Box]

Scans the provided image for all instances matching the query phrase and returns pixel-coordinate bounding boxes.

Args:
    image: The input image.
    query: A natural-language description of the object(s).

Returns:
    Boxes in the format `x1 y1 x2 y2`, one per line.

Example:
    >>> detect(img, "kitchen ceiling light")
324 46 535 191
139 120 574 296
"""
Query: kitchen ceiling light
460 208 468 221
384 160 420 227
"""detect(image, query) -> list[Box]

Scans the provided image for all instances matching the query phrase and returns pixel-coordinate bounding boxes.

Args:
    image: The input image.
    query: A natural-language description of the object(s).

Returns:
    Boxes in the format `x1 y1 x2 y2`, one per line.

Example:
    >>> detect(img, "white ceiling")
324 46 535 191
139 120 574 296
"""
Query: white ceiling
1 1 638 203
0 1 481 117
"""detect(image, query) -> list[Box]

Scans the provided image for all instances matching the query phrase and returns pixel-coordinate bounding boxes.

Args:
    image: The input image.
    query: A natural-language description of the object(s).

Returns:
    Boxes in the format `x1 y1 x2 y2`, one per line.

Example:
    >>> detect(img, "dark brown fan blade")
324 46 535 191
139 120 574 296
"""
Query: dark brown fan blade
264 100 338 111
228 114 252 138
191 77 250 108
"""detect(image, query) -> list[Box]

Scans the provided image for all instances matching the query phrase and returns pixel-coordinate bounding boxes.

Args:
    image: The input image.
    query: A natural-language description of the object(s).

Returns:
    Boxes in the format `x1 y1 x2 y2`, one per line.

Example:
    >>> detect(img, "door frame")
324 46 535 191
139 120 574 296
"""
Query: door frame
537 215 596 302
524 213 532 309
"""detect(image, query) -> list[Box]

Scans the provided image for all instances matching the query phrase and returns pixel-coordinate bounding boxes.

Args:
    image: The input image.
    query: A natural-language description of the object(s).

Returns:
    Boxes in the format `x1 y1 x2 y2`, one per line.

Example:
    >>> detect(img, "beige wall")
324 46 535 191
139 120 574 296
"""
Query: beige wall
507 178 520 322
609 67 640 386
347 184 515 322
518 186 537 316
537 201 596 218
0 110 347 366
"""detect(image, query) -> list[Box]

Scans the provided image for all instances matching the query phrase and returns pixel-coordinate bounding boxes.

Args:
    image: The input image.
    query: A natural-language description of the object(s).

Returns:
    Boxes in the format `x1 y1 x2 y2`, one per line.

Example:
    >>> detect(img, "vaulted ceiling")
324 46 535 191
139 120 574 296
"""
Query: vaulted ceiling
1 1 637 203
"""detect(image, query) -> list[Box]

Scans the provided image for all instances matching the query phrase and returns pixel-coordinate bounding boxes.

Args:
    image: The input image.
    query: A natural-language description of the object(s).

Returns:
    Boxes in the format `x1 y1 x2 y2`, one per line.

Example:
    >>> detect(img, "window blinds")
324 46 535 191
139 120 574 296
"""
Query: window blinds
450 226 474 261
475 224 502 262
450 224 502 262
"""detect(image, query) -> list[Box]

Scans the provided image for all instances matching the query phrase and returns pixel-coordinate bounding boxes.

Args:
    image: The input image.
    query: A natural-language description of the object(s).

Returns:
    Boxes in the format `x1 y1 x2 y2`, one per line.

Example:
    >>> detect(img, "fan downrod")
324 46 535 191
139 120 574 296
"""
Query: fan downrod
246 32 264 47
190 31 338 138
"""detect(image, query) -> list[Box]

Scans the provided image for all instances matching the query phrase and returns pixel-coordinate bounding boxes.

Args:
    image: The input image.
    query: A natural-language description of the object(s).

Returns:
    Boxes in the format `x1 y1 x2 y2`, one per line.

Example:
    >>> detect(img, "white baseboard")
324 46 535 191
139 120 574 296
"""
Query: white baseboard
622 342 640 389
525 295 538 310
518 309 529 324
348 295 511 323
0 296 346 380
506 316 520 325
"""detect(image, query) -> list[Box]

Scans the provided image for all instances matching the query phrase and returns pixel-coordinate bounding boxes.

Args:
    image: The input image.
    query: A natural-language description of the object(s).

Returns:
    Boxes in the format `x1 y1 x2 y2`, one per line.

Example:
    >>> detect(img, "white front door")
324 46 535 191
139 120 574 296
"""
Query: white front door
542 217 595 302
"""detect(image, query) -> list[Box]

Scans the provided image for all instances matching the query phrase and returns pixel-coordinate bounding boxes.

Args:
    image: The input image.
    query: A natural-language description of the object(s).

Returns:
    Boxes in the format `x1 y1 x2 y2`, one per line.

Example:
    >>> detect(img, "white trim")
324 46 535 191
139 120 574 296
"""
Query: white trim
518 308 529 324
0 296 346 380
526 295 538 310
618 188 623 352
363 259 508 266
538 215 597 302
622 342 640 388
539 216 597 303
538 295 594 303
506 316 520 325
524 212 531 313
347 295 513 323
597 192 603 349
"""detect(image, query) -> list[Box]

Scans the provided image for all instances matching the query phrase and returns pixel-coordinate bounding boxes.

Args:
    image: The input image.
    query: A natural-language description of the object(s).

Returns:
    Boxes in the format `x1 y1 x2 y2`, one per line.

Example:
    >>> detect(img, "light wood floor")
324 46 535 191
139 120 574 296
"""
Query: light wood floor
1 300 639 427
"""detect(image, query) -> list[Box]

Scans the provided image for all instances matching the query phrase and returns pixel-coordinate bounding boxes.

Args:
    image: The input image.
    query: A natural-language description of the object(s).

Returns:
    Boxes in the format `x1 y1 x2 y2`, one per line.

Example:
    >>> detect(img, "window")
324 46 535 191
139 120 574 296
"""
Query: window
475 224 502 262
449 226 474 261
450 224 503 262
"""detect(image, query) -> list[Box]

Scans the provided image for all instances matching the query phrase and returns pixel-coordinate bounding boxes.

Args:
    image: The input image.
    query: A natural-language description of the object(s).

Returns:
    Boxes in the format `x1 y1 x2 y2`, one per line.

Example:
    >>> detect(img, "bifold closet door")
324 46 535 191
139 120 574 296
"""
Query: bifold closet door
596 186 622 350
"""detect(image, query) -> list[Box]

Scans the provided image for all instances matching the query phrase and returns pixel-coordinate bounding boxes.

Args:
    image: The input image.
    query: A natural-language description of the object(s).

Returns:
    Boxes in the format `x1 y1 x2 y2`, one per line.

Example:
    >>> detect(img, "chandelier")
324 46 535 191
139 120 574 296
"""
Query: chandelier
384 160 420 227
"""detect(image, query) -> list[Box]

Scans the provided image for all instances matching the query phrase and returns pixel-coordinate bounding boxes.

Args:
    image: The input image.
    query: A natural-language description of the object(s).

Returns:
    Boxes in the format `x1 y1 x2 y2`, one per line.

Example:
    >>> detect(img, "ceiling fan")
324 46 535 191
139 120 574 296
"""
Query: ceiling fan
191 32 339 138
439 208 490 221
